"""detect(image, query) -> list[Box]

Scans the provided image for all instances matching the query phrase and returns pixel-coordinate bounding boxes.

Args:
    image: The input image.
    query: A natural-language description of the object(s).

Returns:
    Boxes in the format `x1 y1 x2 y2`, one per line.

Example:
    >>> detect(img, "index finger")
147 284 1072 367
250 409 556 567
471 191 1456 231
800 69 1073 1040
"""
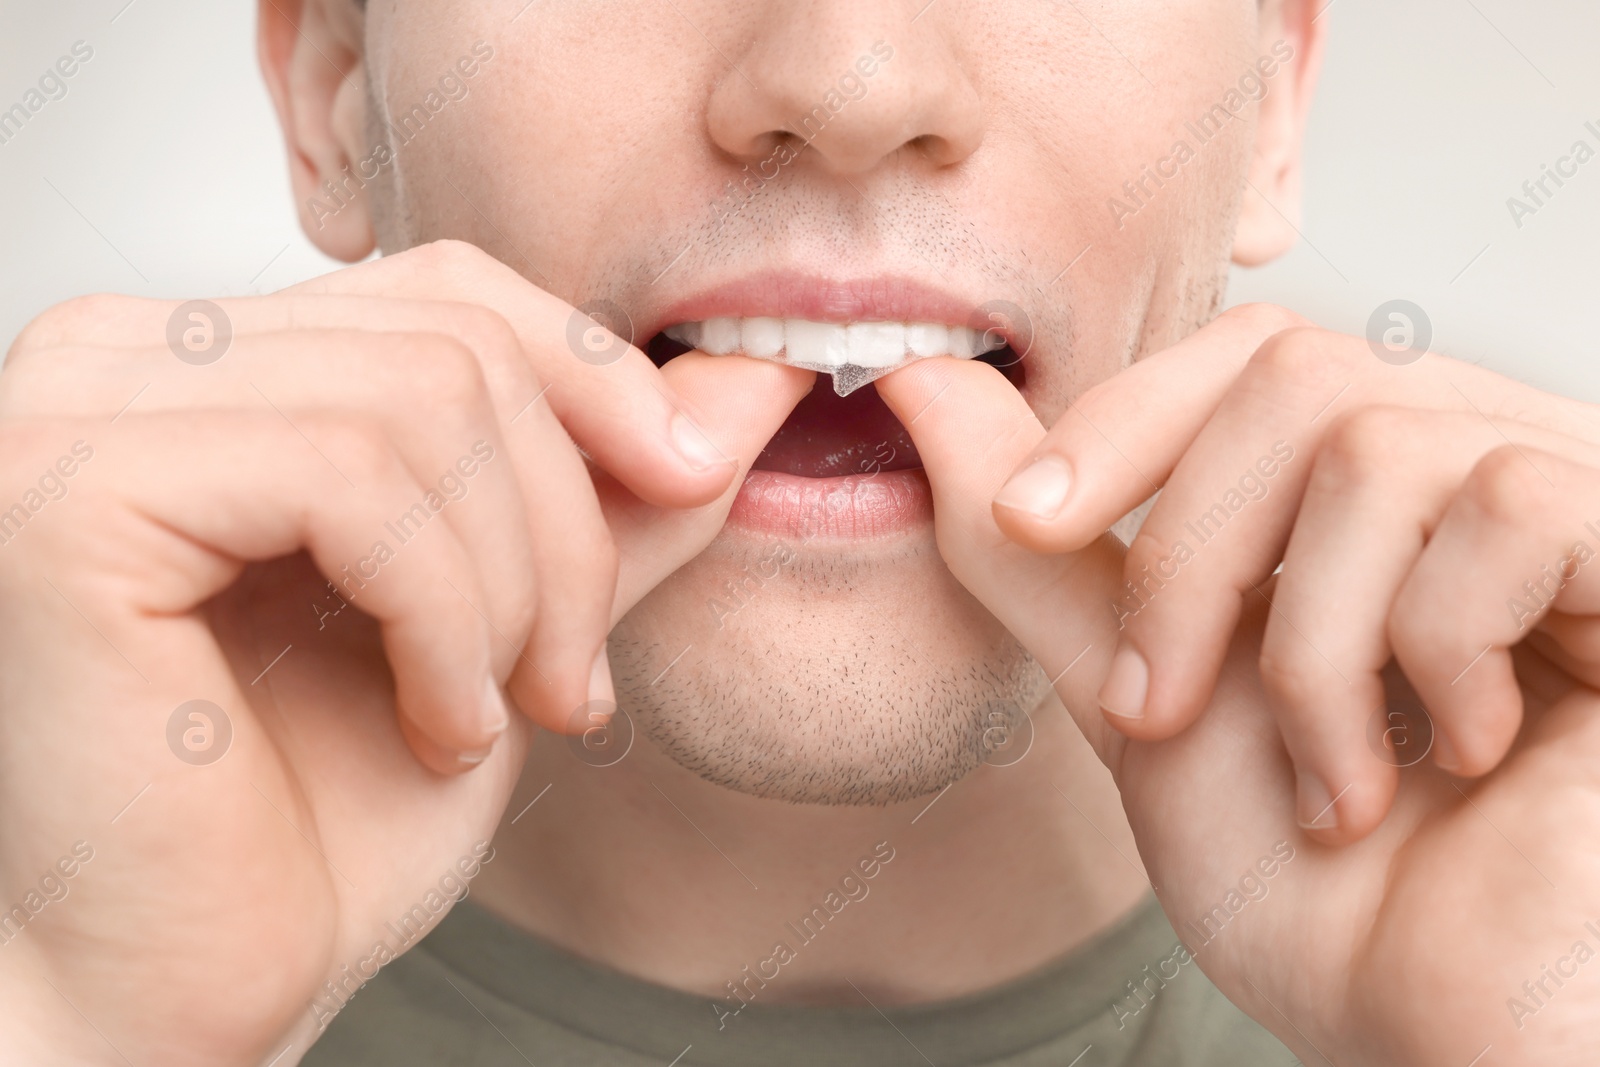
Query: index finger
288 240 738 510
873 356 1128 765
991 303 1307 551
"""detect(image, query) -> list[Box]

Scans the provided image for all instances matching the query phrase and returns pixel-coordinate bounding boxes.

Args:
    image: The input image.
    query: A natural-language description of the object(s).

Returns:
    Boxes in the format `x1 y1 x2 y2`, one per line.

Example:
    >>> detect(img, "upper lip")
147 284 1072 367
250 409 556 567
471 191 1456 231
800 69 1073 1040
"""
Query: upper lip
639 271 1015 347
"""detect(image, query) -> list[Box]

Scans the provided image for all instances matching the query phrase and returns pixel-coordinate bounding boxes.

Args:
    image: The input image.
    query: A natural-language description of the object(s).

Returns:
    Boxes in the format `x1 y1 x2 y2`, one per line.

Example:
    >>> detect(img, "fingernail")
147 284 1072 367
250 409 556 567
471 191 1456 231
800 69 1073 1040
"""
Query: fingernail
1432 731 1463 774
1099 644 1149 721
670 411 727 472
458 744 495 768
1296 772 1338 831
589 645 615 707
994 454 1073 521
481 675 510 735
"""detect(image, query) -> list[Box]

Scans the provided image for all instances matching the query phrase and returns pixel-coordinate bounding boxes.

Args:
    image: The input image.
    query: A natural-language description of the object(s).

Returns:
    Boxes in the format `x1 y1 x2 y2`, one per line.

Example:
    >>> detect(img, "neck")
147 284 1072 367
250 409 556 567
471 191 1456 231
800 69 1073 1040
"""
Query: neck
474 685 1147 1007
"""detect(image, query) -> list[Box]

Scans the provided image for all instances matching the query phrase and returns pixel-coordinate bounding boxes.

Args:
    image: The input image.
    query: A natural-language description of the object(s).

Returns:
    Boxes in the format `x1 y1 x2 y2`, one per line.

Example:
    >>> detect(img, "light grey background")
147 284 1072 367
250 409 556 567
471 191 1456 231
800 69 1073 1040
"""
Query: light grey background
2 2 1596 396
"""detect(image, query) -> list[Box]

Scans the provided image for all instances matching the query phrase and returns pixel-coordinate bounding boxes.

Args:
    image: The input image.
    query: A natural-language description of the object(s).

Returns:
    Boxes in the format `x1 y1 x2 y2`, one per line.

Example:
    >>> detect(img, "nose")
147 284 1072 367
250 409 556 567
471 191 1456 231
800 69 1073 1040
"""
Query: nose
706 2 983 177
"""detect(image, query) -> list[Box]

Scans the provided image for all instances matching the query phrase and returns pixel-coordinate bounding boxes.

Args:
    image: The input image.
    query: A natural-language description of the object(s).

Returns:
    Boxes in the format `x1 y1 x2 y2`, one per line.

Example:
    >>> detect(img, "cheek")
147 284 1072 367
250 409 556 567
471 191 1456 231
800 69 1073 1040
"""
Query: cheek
374 2 712 268
976 5 1261 398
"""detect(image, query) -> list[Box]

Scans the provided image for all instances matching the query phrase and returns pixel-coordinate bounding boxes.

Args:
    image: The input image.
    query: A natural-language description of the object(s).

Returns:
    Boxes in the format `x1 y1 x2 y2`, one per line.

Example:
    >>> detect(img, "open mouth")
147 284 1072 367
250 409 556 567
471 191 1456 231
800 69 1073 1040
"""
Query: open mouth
639 270 1032 540
646 319 1026 481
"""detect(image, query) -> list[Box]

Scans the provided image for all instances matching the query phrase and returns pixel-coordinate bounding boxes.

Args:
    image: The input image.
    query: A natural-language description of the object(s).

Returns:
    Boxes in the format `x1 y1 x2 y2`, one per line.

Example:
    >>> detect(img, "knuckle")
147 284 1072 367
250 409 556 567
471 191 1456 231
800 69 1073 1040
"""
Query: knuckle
434 302 529 388
414 237 483 267
1461 444 1553 526
1123 529 1173 583
406 238 506 283
440 302 520 360
1315 405 1424 485
307 415 396 485
1247 326 1356 397
1222 301 1310 338
1384 598 1435 667
1257 637 1323 710
1117 529 1188 618
9 293 127 358
391 333 493 416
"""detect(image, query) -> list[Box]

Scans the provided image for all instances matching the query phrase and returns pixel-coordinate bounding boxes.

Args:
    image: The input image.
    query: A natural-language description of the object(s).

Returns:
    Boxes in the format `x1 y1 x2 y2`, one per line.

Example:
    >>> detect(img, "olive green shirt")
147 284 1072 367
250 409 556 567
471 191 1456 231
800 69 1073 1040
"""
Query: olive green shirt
305 894 1291 1066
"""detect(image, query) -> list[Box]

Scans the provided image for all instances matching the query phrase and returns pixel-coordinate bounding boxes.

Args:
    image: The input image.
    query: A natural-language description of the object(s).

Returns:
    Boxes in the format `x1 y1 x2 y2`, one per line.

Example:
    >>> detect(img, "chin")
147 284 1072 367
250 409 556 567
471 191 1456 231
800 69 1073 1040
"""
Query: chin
608 521 1049 806
602 274 1049 804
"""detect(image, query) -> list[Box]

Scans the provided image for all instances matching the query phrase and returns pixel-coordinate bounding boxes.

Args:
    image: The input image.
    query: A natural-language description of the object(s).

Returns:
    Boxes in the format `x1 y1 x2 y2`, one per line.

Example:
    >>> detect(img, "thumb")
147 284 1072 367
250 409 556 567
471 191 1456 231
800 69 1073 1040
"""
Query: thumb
603 353 814 623
873 358 1128 761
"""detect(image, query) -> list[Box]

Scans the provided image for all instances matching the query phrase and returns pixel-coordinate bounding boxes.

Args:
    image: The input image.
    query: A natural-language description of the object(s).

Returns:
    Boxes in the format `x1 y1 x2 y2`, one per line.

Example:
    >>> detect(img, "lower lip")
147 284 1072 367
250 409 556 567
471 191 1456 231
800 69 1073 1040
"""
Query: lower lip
727 469 933 540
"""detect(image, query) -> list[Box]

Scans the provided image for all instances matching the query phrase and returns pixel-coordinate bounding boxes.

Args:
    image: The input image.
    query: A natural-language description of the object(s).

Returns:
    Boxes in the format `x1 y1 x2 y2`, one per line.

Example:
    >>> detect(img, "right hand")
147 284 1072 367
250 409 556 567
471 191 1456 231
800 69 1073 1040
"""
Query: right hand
877 333 1600 1066
0 240 812 1066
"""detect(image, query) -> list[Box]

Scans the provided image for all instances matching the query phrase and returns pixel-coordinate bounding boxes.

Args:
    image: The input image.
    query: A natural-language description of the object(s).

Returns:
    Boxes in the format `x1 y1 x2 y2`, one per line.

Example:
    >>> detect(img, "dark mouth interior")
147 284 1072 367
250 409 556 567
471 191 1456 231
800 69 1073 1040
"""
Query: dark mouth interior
645 333 1026 478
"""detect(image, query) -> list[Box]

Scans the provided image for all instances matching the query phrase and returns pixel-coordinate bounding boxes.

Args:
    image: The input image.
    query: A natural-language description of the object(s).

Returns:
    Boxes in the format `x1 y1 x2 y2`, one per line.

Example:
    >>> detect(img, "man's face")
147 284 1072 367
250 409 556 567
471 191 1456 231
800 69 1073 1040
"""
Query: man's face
349 0 1281 803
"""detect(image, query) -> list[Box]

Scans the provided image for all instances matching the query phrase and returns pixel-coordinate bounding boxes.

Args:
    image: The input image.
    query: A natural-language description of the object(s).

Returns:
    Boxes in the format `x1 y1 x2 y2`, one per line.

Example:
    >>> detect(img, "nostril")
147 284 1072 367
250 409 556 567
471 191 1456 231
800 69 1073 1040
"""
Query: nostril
905 126 981 168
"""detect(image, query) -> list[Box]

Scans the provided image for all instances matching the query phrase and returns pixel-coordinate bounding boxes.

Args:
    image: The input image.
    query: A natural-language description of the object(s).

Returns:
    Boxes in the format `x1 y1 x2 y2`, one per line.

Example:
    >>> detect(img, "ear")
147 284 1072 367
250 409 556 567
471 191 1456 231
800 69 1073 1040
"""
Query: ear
1231 0 1327 267
258 0 375 261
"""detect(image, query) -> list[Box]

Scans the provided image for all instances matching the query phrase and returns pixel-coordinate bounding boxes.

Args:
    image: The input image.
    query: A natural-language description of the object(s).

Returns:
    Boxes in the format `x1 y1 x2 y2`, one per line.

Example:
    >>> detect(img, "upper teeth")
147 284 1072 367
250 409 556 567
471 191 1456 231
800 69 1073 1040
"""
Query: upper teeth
663 318 1006 369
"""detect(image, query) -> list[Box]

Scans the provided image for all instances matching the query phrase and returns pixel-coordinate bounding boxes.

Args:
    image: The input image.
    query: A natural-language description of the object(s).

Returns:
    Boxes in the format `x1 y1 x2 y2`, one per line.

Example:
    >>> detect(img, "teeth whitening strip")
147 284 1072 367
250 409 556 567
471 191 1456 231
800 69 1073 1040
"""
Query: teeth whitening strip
663 318 1006 396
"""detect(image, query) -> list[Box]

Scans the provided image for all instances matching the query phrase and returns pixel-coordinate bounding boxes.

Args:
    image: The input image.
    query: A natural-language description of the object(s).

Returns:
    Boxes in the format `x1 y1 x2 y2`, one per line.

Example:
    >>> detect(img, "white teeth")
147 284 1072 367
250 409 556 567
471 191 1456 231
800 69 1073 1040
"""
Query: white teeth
742 316 785 359
663 321 701 348
699 317 741 356
846 322 905 369
659 316 1012 396
785 319 849 369
905 322 949 359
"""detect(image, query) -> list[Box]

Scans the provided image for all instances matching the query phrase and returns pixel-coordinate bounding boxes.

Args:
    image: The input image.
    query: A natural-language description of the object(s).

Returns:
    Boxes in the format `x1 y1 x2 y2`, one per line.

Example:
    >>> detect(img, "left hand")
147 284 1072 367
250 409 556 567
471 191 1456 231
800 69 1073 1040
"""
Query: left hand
982 303 1600 843
874 313 1600 1065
